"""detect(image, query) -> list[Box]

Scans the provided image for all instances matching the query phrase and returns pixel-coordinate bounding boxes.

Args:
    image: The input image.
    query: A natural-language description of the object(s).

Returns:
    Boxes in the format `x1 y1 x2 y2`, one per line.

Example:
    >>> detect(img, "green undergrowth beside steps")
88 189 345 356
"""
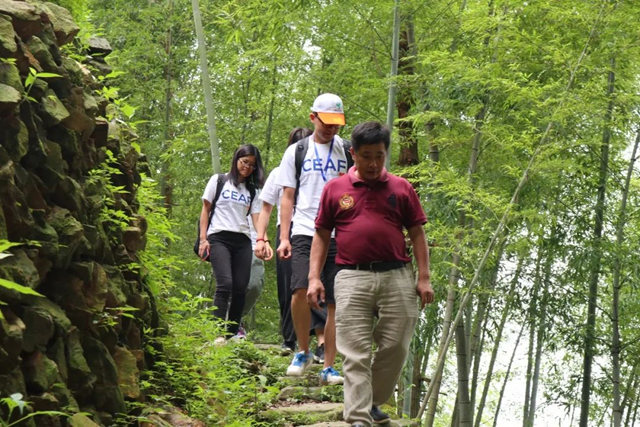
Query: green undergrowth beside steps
142 294 345 426
143 294 413 426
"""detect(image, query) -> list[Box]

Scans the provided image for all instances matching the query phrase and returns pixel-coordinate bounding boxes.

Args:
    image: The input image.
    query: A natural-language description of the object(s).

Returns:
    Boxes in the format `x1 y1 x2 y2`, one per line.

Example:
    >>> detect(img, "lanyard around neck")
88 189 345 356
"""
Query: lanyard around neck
313 138 335 182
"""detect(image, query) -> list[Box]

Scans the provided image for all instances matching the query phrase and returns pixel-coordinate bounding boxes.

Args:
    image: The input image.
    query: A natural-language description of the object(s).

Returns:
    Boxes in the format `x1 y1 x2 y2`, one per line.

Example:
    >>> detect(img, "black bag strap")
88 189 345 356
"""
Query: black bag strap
246 183 256 216
208 173 228 225
342 140 354 169
195 173 227 256
294 136 311 204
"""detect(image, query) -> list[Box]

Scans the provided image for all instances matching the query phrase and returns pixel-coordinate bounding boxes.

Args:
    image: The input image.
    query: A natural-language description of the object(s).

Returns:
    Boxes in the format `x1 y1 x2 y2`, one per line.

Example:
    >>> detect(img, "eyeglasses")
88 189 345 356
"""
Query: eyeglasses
239 158 256 169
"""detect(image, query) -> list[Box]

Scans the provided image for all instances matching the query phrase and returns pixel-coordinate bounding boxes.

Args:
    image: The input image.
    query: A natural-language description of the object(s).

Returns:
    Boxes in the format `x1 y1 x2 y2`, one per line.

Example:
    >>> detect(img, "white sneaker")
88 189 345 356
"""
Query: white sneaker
214 336 226 346
286 351 313 376
319 366 344 385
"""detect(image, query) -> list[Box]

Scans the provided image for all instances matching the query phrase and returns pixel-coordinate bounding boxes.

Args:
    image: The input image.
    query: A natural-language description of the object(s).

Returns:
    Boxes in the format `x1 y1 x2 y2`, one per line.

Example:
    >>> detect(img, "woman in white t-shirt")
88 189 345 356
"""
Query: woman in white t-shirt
198 144 264 342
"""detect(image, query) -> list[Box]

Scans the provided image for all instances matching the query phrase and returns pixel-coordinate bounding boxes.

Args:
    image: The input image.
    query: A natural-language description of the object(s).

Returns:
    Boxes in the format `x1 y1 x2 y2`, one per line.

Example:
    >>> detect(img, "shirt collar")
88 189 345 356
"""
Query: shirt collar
348 166 389 185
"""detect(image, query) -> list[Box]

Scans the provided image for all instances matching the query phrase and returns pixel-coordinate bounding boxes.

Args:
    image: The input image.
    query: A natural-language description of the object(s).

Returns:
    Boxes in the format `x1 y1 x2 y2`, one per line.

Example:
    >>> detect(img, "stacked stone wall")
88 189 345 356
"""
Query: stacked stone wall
0 1 153 425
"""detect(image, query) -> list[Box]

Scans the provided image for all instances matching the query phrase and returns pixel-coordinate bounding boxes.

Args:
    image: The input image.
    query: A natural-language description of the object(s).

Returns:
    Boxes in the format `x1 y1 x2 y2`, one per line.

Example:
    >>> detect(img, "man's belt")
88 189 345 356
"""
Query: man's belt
340 261 407 272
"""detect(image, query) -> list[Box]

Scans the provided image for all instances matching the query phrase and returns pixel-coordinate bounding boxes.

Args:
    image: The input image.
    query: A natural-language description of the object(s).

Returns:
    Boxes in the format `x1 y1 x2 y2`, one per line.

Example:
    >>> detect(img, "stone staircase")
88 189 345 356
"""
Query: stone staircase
254 344 419 427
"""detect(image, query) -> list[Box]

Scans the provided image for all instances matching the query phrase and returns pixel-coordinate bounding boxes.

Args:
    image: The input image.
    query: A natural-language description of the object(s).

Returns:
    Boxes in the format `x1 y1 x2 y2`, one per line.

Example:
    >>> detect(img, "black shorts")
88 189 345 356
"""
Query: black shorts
290 234 338 304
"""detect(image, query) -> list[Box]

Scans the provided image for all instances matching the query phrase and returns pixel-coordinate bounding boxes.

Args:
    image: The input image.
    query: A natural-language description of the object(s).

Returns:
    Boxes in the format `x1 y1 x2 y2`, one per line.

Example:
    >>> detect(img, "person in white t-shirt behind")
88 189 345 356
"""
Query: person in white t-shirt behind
273 93 350 385
198 144 264 344
255 127 328 356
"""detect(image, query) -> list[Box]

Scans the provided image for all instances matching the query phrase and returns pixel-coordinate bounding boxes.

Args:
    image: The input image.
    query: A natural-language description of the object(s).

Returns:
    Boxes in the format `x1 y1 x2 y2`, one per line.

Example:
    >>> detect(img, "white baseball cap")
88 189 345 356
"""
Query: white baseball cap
311 93 345 126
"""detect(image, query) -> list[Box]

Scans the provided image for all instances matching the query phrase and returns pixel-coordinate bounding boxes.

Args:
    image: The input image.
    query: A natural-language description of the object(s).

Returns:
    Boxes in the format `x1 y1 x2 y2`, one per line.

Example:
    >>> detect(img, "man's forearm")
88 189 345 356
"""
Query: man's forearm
256 204 274 239
408 225 430 279
279 188 295 240
309 229 331 280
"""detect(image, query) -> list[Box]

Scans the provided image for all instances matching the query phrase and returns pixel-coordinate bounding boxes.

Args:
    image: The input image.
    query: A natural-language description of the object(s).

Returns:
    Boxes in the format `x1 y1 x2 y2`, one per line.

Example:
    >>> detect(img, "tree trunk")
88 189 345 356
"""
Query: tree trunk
397 15 418 166
397 362 407 418
191 0 221 173
469 307 488 417
474 255 524 427
160 0 174 211
385 0 400 168
623 369 638 427
239 62 254 145
411 333 432 418
425 250 460 427
469 240 505 414
579 57 615 427
523 239 544 426
630 391 640 427
611 129 639 427
526 233 555 427
263 60 278 168
455 319 472 427
493 323 525 427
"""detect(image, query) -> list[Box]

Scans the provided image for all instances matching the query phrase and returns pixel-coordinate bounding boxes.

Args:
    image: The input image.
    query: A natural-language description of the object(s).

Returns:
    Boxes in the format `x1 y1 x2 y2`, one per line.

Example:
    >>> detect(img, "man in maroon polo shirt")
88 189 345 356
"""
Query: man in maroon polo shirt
308 121 434 427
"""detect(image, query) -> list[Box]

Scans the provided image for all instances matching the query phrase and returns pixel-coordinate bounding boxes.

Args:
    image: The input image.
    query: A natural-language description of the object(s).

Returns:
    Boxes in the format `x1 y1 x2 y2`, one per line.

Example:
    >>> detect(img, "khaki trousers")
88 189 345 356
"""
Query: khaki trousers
334 265 418 426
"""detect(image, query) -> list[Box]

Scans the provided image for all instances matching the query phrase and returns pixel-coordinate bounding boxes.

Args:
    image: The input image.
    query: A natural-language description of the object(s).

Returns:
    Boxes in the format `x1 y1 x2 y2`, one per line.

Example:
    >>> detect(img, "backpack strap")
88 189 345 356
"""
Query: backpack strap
195 173 228 256
246 184 256 216
208 173 228 225
294 136 311 205
342 139 354 170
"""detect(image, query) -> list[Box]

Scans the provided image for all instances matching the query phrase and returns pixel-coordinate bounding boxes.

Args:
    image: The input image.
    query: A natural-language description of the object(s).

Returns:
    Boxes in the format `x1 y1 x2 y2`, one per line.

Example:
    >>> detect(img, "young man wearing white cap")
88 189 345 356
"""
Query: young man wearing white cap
274 93 349 385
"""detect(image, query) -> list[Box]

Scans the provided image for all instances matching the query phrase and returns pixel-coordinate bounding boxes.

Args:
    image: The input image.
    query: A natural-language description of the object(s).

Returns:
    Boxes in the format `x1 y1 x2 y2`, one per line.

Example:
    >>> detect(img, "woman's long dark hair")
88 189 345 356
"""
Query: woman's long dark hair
228 144 265 191
288 127 312 146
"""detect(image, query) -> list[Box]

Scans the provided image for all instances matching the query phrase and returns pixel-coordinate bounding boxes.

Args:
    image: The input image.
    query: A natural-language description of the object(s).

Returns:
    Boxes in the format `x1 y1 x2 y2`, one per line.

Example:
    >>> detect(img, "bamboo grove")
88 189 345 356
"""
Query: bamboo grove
77 0 640 425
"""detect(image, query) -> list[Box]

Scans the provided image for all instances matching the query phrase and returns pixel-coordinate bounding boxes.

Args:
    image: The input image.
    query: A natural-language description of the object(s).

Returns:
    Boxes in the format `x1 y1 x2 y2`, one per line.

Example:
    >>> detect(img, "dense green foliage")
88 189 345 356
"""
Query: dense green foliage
76 0 640 425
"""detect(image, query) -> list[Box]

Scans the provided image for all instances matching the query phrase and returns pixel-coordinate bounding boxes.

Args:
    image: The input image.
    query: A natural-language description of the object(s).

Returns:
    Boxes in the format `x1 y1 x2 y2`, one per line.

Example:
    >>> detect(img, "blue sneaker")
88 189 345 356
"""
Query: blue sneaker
286 350 313 376
319 366 344 385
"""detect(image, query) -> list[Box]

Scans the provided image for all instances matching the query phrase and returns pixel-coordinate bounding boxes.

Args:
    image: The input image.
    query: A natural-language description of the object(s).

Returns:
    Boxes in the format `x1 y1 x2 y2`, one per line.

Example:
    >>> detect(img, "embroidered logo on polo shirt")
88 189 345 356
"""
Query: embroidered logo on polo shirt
387 193 397 208
339 193 354 210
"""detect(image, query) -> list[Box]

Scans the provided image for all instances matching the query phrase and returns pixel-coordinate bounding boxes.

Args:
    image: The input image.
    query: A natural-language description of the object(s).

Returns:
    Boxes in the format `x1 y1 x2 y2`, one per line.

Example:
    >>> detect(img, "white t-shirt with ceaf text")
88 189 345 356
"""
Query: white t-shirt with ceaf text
259 166 283 227
275 135 349 236
202 174 261 238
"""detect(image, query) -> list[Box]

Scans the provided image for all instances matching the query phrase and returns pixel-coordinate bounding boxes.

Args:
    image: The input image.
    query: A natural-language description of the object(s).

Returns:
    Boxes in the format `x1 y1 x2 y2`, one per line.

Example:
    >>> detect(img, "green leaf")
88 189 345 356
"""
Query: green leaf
0 240 21 252
120 103 136 119
24 73 36 88
0 278 44 297
105 70 126 79
35 72 62 79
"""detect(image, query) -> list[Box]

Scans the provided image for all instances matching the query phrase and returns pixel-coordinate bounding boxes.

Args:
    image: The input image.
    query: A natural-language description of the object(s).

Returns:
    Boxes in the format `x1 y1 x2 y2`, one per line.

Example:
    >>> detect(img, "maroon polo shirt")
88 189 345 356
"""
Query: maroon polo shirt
315 166 427 265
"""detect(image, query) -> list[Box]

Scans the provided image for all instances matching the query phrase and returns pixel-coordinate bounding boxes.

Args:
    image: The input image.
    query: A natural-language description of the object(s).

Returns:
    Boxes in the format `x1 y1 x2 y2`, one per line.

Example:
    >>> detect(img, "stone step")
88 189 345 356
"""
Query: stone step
260 401 344 426
278 384 343 402
301 421 418 427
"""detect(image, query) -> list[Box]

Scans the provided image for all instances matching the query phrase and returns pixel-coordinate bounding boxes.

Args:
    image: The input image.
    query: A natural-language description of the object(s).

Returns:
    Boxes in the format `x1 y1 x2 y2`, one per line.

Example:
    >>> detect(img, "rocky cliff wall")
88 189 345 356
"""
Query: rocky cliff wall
0 1 153 425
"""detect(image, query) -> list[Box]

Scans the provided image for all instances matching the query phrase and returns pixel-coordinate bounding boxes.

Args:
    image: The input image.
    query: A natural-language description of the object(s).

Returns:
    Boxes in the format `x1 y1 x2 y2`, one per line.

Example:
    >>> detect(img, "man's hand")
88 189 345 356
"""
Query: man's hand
416 278 434 309
307 278 325 310
277 239 292 260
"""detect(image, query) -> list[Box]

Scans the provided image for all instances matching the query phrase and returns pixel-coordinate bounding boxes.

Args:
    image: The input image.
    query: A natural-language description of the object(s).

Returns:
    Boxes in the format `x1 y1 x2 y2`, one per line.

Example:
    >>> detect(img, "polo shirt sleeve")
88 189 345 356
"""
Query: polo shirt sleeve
315 182 336 232
275 144 297 189
401 180 427 228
